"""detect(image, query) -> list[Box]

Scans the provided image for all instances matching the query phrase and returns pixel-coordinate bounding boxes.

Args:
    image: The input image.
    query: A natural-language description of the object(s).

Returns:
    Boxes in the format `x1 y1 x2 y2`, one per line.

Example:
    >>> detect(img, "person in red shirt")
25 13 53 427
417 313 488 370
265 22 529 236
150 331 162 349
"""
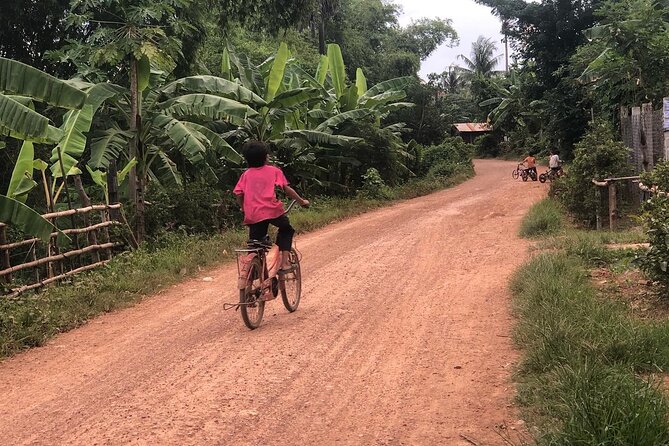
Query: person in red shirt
234 141 309 272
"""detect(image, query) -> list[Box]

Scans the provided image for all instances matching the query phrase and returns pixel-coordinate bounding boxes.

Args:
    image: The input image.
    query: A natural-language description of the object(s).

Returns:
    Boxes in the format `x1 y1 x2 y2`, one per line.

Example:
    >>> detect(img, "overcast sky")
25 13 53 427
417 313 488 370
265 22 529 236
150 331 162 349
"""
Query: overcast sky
395 0 505 78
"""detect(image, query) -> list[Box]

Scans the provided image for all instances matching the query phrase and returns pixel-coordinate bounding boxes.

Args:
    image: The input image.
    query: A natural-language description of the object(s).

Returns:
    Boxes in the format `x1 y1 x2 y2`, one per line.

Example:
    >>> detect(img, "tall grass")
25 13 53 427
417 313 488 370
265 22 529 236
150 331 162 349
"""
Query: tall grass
0 171 474 358
512 252 669 444
519 198 565 238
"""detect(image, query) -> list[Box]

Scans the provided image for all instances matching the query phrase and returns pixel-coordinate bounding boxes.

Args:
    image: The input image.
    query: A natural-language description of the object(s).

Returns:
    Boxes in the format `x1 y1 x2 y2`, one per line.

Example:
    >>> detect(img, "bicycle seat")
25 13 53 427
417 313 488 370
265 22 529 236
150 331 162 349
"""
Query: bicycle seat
247 237 273 249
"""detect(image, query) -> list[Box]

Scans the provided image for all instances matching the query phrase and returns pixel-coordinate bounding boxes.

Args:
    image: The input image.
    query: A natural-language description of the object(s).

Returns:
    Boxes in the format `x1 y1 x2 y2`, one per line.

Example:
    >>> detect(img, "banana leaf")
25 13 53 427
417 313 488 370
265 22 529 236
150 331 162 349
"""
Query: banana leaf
315 109 373 131
0 93 49 140
327 44 346 99
355 68 368 96
181 121 243 164
269 88 323 109
283 130 362 147
137 56 151 92
221 47 232 80
89 126 134 169
0 194 69 245
0 57 86 109
153 115 208 166
316 55 329 86
359 77 413 103
161 76 266 106
7 141 36 202
148 150 183 188
51 83 123 177
158 94 258 125
265 42 289 103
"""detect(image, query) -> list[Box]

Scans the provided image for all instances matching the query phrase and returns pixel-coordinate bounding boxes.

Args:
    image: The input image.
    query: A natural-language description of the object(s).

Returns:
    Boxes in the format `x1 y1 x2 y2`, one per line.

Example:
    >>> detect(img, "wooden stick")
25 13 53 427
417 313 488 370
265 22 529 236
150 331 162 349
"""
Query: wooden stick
460 434 481 446
0 226 11 284
0 204 122 229
6 260 111 298
73 175 100 263
0 221 121 250
0 242 122 277
609 182 617 231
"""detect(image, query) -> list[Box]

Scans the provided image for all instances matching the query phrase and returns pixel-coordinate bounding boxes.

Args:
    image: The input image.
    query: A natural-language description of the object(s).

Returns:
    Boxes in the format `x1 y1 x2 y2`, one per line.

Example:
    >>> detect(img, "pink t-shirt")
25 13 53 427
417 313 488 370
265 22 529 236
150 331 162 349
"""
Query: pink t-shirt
233 165 289 224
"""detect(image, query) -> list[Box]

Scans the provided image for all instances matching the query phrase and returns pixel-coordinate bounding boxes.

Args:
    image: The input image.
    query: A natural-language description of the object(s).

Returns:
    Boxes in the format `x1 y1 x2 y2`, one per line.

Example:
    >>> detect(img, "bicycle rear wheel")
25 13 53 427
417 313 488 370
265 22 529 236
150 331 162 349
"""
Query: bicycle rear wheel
280 249 302 312
240 257 265 329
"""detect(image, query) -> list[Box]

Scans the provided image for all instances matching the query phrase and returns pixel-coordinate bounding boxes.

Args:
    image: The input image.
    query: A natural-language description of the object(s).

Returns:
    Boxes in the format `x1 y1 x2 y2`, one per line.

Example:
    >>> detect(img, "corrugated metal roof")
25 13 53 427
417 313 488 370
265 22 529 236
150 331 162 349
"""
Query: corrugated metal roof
453 123 493 133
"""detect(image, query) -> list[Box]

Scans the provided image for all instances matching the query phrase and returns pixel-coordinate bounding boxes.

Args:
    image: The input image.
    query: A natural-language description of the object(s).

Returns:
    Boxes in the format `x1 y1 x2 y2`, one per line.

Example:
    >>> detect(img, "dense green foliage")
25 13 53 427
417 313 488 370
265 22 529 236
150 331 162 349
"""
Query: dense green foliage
551 121 631 226
640 162 669 288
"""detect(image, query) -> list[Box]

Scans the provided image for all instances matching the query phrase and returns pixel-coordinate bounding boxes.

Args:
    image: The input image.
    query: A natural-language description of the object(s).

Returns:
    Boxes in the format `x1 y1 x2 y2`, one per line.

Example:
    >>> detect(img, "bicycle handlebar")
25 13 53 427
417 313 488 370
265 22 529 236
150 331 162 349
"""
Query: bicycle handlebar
285 200 298 213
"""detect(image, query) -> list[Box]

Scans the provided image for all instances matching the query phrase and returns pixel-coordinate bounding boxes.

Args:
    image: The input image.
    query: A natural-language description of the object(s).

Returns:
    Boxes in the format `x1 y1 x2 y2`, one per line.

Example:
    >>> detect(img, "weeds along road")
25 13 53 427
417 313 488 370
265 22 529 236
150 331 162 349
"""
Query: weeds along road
0 159 546 446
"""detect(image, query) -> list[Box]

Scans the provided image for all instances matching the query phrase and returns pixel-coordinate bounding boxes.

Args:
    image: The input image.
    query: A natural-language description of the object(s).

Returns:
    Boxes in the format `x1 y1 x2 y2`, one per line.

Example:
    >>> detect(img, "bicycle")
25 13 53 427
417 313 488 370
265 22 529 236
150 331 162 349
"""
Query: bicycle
512 163 524 180
539 166 565 183
224 200 302 329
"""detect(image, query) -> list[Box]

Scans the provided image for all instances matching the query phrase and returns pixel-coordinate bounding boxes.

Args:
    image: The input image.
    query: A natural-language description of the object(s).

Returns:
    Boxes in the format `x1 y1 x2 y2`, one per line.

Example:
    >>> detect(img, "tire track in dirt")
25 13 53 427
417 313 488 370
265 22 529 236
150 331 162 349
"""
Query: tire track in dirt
0 159 545 445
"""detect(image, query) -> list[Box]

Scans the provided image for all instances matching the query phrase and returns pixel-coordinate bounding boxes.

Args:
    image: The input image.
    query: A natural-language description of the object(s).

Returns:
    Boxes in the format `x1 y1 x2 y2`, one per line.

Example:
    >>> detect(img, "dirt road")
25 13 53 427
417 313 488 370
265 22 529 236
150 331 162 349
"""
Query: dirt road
0 160 545 446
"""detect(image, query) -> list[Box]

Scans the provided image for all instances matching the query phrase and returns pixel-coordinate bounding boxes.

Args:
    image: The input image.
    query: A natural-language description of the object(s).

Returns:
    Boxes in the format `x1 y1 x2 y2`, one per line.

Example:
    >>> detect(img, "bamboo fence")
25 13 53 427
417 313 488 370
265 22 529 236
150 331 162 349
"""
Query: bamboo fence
0 204 128 298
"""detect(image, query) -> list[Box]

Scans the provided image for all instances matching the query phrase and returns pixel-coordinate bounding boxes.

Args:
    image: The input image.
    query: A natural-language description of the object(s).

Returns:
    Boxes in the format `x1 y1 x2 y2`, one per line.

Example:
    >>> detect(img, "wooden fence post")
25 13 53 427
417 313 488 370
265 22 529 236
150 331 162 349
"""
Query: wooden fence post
632 107 642 173
0 225 12 284
608 182 617 231
108 160 120 221
642 102 655 171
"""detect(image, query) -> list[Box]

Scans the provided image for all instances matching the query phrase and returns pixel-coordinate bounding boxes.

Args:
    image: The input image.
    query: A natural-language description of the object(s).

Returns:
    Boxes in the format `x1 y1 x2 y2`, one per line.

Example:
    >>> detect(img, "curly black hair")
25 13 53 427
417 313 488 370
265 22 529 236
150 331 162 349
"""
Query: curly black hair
241 140 269 168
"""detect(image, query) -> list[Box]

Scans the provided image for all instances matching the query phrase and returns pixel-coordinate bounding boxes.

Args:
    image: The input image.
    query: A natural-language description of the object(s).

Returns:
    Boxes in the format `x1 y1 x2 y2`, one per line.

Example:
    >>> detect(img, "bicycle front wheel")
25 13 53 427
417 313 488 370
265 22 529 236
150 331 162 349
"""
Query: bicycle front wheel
512 169 519 180
240 257 265 329
280 249 302 312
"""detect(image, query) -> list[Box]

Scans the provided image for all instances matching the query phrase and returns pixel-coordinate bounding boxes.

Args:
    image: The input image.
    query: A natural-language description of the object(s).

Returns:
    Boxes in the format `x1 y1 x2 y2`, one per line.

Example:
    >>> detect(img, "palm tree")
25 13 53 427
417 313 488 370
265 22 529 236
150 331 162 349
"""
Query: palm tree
458 36 502 77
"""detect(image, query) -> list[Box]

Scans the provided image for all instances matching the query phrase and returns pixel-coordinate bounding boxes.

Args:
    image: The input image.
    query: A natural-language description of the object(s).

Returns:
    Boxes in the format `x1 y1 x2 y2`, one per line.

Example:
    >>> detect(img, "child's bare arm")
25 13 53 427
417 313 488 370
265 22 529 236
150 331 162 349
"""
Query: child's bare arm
283 185 309 207
236 193 244 209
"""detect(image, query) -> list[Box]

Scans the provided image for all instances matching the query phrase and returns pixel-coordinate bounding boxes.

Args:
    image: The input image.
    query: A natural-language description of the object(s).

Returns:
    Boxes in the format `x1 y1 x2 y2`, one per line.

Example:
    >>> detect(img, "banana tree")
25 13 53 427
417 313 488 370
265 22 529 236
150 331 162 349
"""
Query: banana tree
0 57 87 241
219 43 416 189
88 68 257 240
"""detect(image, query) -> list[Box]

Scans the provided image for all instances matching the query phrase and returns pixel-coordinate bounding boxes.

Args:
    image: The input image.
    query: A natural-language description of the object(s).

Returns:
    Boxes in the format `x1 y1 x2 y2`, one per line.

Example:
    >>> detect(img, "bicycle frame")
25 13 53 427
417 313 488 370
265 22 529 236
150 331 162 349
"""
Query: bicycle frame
234 200 298 290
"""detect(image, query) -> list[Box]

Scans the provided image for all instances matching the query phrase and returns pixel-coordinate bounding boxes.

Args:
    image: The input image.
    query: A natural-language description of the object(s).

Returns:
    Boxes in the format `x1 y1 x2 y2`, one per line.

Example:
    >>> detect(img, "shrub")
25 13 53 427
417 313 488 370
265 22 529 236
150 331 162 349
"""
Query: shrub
357 168 392 199
552 120 632 226
639 162 669 288
519 198 565 237
144 182 232 238
474 132 501 157
420 136 474 176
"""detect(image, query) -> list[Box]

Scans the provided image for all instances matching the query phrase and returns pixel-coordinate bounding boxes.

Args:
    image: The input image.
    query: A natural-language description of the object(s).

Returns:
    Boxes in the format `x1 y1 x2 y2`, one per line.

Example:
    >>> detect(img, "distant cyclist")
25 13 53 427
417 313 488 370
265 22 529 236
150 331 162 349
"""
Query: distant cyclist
233 141 309 274
522 152 537 180
549 149 562 175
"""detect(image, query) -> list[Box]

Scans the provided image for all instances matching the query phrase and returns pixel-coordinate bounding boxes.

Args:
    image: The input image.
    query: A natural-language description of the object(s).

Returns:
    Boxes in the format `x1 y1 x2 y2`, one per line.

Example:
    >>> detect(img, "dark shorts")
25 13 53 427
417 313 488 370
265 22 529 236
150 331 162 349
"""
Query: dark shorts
248 215 295 251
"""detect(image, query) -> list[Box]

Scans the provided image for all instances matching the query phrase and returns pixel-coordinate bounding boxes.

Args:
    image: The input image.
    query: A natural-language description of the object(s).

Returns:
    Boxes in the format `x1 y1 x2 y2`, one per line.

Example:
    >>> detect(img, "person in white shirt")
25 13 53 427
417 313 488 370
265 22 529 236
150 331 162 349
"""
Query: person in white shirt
549 150 561 173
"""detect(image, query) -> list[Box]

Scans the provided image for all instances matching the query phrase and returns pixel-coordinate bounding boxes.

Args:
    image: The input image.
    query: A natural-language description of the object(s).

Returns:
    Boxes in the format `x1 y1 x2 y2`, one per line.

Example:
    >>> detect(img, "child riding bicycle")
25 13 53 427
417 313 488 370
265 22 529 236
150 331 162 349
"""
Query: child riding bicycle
233 141 309 273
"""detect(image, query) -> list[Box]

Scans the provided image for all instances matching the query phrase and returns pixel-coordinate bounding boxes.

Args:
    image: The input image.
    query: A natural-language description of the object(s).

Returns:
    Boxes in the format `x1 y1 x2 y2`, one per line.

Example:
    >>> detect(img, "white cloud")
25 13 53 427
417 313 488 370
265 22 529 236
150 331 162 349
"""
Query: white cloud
394 0 506 78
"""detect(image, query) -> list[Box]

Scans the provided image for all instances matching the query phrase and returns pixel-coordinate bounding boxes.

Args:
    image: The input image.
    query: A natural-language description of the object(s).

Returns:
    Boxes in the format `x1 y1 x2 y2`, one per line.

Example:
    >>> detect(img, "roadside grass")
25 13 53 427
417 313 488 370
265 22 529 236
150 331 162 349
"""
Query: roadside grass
0 171 473 358
513 200 669 444
519 198 565 238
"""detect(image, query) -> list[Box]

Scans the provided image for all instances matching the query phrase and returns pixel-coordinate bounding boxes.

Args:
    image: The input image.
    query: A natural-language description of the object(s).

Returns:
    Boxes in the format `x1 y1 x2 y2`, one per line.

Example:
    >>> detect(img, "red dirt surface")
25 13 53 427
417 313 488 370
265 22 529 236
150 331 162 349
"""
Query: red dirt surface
0 159 545 445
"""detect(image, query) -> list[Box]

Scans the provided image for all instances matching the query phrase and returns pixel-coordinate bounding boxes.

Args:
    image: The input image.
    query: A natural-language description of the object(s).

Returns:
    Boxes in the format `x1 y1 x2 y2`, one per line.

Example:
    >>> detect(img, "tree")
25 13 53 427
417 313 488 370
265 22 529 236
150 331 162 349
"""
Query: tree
332 0 457 83
62 0 210 241
0 0 78 75
458 36 502 77
575 0 669 115
475 0 604 157
0 57 87 242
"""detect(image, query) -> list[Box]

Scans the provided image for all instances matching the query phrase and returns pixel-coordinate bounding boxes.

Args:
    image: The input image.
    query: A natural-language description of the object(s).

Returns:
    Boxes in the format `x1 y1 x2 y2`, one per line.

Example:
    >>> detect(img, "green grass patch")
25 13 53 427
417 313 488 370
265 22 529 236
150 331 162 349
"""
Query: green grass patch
519 198 565 238
0 171 473 358
513 197 669 443
512 252 669 444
